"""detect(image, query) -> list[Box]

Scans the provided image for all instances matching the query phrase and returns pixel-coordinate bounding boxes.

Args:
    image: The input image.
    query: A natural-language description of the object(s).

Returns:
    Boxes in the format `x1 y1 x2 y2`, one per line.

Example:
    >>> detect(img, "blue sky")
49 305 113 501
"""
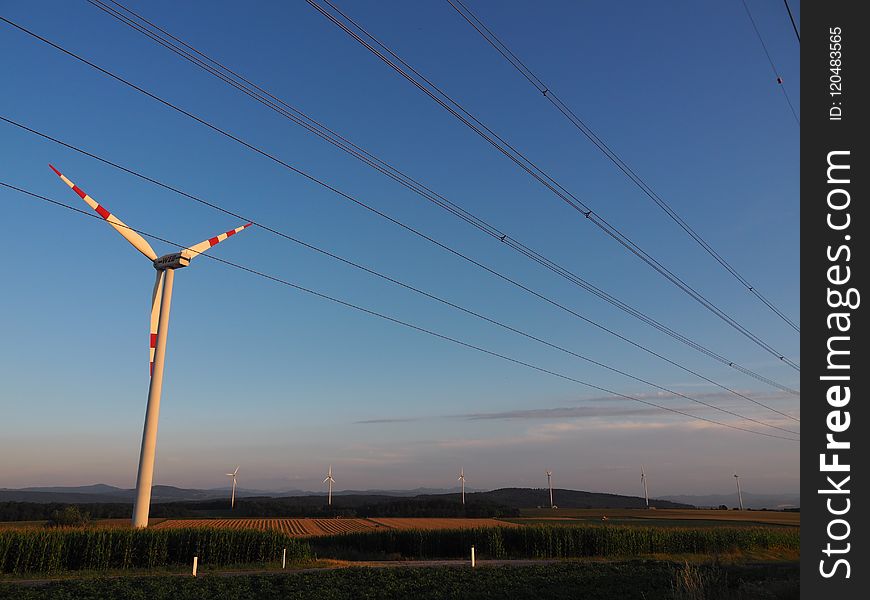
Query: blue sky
0 0 799 497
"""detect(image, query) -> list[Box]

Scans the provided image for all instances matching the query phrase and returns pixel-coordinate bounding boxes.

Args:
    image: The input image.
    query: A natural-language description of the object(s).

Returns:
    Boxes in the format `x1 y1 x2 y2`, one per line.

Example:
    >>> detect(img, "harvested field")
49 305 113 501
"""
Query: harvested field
149 517 516 535
311 519 379 535
368 518 519 531
151 518 380 537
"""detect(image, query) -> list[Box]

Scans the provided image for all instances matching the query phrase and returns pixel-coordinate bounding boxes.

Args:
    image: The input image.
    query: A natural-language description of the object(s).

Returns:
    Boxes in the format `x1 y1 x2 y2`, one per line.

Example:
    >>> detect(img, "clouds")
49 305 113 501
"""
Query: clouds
354 389 799 428
457 405 663 421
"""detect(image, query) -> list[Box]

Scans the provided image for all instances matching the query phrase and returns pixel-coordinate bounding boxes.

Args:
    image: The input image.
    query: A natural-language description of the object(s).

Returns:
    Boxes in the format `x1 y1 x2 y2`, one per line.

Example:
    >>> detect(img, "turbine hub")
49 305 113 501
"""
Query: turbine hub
153 252 190 271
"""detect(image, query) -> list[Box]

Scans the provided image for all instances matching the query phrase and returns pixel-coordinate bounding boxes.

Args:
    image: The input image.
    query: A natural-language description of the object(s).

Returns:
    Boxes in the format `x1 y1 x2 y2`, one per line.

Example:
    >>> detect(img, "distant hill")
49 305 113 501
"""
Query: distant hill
0 484 693 517
459 488 692 509
15 484 124 495
0 485 478 504
0 485 276 504
659 493 799 510
0 490 131 504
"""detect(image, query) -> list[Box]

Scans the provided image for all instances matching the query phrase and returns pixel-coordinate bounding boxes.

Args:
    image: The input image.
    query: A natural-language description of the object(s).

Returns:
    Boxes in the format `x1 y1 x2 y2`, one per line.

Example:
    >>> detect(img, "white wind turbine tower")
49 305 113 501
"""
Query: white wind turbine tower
734 473 744 510
641 466 650 509
546 470 555 509
50 166 253 528
458 468 466 505
323 465 335 506
226 466 240 509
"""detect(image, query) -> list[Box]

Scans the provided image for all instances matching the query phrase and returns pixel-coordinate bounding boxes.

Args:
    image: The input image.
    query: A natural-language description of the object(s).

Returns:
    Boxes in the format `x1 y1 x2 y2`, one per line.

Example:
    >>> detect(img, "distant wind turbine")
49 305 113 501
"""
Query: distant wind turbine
641 466 649 509
734 473 744 510
323 465 335 506
226 466 239 509
50 165 252 528
546 470 555 509
458 468 466 505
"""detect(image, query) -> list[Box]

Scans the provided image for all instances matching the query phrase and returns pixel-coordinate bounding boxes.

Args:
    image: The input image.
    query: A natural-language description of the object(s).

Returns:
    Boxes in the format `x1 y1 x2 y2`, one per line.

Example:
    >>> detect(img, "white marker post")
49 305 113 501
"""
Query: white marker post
471 545 476 568
282 548 287 569
192 556 198 577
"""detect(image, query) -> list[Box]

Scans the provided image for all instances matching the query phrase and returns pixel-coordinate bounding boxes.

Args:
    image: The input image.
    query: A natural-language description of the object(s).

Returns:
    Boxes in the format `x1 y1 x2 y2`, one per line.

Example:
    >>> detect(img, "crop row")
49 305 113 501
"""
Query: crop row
0 524 799 574
153 518 377 536
311 524 800 560
0 528 310 575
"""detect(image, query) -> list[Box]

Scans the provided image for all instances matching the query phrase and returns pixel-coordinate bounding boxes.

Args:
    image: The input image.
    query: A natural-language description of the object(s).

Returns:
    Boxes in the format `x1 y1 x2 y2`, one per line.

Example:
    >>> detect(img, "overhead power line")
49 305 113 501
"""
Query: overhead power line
304 0 800 371
67 4 799 395
445 0 800 333
782 0 800 43
0 115 799 428
0 180 800 443
739 0 800 125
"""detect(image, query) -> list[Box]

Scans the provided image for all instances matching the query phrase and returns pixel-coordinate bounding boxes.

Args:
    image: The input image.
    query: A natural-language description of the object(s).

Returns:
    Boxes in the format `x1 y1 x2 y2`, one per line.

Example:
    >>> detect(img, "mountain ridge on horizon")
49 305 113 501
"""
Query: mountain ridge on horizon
0 484 800 510
0 484 679 508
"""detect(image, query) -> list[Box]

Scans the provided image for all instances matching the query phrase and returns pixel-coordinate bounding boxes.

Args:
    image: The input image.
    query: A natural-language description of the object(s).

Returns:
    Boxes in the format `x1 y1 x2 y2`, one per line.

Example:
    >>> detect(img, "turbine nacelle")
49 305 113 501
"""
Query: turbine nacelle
153 252 191 271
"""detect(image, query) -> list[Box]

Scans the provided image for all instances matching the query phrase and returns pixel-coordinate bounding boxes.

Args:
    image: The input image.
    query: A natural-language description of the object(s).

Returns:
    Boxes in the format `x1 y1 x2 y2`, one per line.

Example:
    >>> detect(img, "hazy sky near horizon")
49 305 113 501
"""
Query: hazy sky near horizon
1 0 799 496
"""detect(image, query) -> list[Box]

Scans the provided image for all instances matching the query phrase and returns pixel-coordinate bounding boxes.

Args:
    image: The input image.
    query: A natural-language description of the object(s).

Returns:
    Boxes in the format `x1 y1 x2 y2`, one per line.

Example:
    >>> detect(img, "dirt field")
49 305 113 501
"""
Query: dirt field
151 518 383 536
367 518 519 531
0 511 797 534
149 517 517 536
518 508 799 527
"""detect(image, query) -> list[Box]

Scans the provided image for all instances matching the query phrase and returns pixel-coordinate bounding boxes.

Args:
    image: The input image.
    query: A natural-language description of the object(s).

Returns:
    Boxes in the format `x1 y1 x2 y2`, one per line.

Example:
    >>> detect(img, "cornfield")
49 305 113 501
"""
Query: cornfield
0 528 310 575
311 524 800 560
0 524 798 574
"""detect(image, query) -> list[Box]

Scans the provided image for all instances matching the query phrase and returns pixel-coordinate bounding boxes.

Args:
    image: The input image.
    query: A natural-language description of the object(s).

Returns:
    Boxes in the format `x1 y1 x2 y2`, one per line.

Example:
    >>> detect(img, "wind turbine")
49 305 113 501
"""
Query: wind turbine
546 470 555 509
734 473 744 510
641 466 650 509
323 465 335 506
226 466 240 509
50 165 252 528
458 467 466 505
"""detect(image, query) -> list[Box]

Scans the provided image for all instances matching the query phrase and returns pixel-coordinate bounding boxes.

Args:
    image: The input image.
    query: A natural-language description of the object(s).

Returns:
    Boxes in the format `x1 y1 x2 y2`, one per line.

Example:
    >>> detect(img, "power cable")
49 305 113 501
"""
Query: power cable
0 15 799 393
66 5 801 393
0 179 800 442
0 115 799 428
445 0 799 333
782 0 800 44
304 0 800 371
739 0 800 125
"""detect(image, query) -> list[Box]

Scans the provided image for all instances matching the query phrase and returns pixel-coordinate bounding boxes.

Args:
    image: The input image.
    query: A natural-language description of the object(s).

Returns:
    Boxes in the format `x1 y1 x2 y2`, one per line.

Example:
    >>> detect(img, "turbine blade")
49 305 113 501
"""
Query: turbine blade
234 466 240 475
149 270 165 377
50 165 158 261
181 223 253 261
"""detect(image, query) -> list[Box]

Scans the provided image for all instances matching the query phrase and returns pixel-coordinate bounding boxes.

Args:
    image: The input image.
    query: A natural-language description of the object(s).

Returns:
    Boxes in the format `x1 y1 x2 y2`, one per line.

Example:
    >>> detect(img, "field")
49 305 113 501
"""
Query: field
367 518 519 531
150 517 516 536
517 508 800 528
152 518 382 536
1 523 799 575
0 510 797 535
0 561 801 600
0 521 799 600
0 517 522 536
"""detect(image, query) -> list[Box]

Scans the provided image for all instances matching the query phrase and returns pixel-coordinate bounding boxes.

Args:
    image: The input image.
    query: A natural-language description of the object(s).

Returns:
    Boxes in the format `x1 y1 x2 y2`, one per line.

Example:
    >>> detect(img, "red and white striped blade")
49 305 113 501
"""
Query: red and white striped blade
181 223 253 260
49 165 158 261
149 270 165 377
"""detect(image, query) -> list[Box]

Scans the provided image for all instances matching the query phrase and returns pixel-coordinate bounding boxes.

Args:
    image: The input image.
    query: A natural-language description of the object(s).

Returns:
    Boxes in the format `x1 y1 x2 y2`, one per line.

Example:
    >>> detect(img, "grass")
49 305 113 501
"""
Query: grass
0 560 800 600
